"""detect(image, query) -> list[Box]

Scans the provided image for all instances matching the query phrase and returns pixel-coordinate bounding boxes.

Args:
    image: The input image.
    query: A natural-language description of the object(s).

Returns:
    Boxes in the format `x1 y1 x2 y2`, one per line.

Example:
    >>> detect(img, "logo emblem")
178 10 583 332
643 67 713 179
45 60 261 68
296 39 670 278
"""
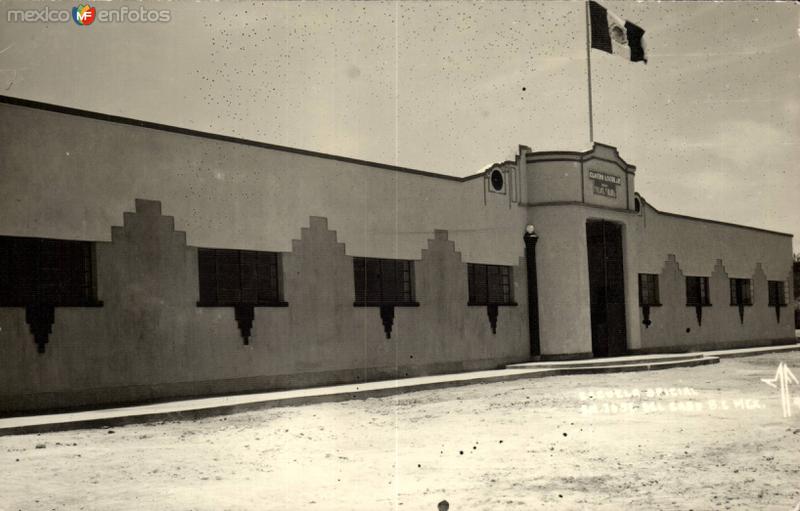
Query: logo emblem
610 23 627 45
72 4 96 26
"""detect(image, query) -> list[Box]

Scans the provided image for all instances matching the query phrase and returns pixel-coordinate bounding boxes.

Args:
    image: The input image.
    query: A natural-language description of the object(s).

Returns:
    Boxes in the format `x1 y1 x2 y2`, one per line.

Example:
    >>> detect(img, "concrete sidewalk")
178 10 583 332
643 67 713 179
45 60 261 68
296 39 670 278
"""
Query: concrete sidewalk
0 342 797 436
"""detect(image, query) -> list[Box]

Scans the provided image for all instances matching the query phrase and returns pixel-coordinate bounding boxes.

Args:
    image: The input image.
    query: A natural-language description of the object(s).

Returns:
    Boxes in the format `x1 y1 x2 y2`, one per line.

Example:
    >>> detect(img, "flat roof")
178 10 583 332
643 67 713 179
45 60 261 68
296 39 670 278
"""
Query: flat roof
1 94 792 239
638 196 792 238
0 94 484 183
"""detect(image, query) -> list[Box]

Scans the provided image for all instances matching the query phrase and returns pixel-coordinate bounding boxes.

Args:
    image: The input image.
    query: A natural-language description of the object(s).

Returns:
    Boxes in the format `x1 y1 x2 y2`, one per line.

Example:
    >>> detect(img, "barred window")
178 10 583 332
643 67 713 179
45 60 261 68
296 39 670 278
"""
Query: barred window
197 248 283 306
729 278 752 306
468 264 514 305
638 274 660 306
0 235 98 307
353 257 415 305
686 276 711 306
768 281 786 307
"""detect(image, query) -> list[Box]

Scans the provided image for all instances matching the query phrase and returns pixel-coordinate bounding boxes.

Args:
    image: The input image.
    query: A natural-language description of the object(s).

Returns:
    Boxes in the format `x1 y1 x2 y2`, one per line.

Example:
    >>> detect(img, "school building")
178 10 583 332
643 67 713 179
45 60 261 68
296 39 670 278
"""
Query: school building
0 95 795 414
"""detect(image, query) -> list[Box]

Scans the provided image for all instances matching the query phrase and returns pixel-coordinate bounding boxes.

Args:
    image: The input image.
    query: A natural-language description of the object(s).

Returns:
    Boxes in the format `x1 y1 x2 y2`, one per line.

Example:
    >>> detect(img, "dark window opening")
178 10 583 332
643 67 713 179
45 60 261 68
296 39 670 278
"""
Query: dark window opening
686 276 711 306
490 170 504 192
197 248 285 306
768 280 787 323
638 274 660 306
353 257 417 339
0 235 101 353
467 263 515 305
768 281 786 307
197 248 286 345
729 278 752 306
637 273 659 329
0 235 99 307
730 278 752 324
686 276 711 326
353 257 416 306
468 263 515 335
634 198 641 213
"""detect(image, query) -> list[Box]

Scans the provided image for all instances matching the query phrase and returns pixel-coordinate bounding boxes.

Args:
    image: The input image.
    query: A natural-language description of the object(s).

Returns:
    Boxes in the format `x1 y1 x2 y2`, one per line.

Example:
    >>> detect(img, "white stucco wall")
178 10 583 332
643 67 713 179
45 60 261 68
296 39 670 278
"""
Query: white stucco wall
0 101 527 267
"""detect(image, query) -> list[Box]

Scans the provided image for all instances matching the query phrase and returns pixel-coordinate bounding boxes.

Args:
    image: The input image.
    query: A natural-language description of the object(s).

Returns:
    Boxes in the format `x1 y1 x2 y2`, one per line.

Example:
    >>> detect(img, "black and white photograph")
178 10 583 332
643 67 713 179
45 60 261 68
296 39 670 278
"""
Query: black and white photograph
0 1 798 509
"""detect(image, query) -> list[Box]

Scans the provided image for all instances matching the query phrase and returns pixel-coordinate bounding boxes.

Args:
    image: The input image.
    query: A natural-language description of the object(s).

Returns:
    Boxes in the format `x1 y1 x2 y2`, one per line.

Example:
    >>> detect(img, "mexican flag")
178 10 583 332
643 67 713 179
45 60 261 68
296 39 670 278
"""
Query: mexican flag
588 1 647 64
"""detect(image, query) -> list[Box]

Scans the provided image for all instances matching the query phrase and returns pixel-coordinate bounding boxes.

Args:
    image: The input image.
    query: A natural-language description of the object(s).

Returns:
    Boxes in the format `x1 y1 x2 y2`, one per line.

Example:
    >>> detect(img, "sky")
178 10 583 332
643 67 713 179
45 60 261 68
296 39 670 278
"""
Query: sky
1 0 798 251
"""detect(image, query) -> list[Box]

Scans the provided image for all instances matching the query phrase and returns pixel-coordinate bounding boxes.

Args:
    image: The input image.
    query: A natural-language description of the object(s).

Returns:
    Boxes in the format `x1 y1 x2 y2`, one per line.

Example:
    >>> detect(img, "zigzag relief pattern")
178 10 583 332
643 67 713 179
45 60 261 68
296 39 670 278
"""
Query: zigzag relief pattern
4 199 528 356
640 254 788 333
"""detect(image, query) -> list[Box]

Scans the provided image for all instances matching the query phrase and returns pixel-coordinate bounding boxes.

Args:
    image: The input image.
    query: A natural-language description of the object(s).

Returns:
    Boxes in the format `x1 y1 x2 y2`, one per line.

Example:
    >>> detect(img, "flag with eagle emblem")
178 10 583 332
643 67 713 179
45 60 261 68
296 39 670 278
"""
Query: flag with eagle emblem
588 1 647 63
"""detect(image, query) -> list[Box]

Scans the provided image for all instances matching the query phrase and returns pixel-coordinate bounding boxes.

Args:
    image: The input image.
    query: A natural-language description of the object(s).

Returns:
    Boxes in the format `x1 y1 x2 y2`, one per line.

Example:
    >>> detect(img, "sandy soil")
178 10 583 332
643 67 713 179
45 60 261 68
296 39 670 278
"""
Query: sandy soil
2 352 800 511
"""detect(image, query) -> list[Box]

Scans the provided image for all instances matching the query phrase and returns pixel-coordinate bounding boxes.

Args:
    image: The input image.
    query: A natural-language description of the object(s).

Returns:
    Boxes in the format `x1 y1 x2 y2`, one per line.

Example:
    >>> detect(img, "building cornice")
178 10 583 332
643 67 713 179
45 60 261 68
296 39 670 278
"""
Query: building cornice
525 201 634 215
526 143 637 175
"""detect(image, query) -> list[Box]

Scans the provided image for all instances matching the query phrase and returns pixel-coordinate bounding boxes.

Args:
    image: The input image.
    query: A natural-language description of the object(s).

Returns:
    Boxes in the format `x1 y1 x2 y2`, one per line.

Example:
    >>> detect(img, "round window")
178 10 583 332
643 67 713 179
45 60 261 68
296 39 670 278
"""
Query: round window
490 169 504 191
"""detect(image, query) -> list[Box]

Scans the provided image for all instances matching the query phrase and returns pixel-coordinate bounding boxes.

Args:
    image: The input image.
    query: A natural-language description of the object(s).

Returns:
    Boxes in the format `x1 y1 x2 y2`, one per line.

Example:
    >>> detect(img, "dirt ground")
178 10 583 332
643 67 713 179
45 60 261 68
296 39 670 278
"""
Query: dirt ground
2 351 800 511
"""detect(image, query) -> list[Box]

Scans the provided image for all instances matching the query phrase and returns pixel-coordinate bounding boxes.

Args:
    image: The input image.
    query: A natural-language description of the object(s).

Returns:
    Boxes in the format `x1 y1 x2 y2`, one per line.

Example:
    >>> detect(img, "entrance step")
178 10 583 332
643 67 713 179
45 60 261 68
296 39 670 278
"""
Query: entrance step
507 353 708 370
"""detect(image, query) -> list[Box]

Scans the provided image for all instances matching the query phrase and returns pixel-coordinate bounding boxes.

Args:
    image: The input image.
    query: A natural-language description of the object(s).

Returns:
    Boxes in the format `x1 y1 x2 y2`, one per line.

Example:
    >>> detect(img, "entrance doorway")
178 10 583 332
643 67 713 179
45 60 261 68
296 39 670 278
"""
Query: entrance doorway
586 220 627 357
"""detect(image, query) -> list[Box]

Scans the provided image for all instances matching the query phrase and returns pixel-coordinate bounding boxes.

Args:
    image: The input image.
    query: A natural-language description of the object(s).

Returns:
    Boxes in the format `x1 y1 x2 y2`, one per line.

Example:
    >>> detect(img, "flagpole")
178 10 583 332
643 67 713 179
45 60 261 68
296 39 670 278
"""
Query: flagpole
585 0 594 144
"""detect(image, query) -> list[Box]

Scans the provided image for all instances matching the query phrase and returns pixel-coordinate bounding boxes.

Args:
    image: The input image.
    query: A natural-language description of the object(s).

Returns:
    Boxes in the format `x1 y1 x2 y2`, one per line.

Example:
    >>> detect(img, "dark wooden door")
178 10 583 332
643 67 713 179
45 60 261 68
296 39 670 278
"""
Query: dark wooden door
586 220 627 357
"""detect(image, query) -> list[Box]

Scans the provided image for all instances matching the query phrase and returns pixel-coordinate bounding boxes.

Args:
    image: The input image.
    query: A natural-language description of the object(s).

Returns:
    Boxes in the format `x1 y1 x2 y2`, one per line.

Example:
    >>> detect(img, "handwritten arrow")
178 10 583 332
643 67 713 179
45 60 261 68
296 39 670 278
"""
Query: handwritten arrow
762 362 799 418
